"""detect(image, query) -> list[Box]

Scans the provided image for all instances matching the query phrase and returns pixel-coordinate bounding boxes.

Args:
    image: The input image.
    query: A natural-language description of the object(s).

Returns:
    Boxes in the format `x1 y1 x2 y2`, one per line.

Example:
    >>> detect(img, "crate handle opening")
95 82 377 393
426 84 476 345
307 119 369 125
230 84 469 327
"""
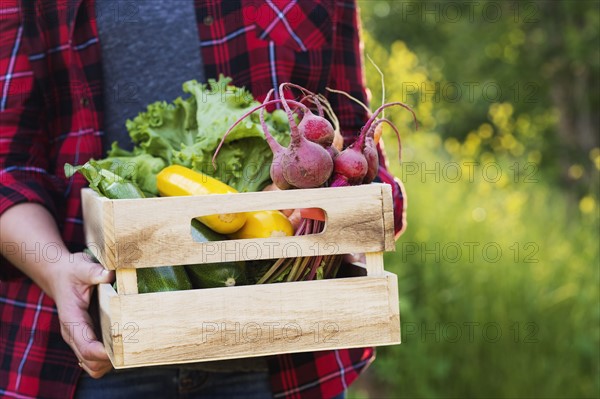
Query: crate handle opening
189 208 328 243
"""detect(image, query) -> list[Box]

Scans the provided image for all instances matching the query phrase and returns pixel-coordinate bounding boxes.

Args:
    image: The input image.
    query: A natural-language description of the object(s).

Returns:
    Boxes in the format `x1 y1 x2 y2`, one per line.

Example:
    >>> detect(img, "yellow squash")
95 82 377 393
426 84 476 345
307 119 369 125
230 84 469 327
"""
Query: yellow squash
229 210 293 240
157 165 247 234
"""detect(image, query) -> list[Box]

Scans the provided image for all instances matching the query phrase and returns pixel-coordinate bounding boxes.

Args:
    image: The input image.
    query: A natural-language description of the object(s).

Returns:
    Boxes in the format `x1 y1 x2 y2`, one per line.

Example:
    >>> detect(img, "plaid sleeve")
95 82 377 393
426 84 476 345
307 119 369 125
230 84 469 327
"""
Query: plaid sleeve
0 4 57 218
326 0 406 237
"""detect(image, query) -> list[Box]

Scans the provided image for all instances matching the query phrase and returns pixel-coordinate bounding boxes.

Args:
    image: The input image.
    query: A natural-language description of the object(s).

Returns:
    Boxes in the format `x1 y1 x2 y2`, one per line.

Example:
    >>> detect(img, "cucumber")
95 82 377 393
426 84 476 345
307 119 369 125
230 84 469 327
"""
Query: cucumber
186 261 247 288
137 266 192 293
187 219 248 288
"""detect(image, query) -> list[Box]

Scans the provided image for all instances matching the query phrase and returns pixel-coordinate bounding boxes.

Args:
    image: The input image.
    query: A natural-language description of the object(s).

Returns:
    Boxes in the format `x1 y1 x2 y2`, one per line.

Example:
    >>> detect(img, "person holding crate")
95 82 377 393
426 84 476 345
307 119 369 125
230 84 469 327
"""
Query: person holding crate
0 1 406 398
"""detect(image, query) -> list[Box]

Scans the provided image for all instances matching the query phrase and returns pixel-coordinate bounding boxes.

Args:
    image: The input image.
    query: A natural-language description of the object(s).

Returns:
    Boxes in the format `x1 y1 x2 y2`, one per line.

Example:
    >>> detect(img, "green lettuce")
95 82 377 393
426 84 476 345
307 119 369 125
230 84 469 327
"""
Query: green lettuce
112 75 289 193
125 96 198 163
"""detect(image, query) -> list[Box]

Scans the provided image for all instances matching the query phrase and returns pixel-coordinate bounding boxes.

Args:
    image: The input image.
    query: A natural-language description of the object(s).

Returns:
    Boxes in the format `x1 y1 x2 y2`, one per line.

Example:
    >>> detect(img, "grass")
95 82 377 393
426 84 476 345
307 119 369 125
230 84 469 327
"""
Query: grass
348 133 600 398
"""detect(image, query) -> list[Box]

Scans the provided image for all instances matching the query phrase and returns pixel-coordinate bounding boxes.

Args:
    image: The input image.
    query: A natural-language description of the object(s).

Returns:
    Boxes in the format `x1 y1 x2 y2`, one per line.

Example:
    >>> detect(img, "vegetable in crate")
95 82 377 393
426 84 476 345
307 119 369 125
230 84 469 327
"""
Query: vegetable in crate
214 95 334 189
116 76 290 194
160 166 292 286
65 161 145 199
186 262 247 289
214 81 417 283
96 143 166 196
187 219 248 288
84 77 289 198
229 210 293 239
137 266 192 293
156 165 247 234
65 162 192 293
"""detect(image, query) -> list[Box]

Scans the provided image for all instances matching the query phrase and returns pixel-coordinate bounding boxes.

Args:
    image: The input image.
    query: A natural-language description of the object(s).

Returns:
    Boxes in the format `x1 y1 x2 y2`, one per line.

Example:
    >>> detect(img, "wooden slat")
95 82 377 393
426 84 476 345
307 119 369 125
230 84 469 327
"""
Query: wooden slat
365 252 385 276
82 189 116 269
109 273 400 368
116 269 138 295
98 283 124 367
83 184 394 269
380 183 396 251
387 272 401 344
82 189 106 266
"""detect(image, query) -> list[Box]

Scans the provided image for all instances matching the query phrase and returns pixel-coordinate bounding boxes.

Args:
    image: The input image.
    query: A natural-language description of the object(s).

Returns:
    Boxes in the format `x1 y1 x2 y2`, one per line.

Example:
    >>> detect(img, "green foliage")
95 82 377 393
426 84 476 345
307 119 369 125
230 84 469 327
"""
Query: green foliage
349 1 600 397
360 0 599 193
351 138 599 398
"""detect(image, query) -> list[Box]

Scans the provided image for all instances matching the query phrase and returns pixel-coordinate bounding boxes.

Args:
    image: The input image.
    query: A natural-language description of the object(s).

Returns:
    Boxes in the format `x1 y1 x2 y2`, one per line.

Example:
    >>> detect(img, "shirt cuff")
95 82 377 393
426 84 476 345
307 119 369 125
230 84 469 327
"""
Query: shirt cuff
0 169 57 217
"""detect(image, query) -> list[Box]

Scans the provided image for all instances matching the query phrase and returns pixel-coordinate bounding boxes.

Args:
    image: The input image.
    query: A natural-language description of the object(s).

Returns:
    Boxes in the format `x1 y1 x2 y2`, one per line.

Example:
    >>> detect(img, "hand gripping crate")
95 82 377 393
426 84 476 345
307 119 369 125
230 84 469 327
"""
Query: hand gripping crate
82 183 400 368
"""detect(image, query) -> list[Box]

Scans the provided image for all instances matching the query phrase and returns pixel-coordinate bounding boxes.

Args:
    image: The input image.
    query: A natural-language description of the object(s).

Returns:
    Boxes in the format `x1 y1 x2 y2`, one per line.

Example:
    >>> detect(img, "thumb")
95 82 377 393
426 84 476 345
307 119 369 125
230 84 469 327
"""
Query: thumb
92 266 114 285
78 260 114 285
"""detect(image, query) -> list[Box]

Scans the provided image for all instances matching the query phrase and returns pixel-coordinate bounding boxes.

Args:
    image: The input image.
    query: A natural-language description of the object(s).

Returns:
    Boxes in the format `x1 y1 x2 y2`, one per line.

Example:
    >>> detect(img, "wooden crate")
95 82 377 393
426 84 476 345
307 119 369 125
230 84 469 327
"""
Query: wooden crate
82 184 400 368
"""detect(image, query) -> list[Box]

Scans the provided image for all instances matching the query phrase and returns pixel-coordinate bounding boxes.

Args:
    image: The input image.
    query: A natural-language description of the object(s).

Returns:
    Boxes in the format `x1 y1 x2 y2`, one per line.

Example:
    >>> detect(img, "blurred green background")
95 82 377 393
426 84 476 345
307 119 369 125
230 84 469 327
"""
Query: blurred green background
350 1 599 398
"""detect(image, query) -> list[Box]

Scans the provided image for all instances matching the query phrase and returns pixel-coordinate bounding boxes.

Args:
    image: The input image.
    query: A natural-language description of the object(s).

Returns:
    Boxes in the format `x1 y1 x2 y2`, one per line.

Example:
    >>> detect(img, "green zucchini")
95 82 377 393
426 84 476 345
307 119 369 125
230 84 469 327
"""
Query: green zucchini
187 219 248 288
190 218 227 242
137 266 192 293
186 261 247 288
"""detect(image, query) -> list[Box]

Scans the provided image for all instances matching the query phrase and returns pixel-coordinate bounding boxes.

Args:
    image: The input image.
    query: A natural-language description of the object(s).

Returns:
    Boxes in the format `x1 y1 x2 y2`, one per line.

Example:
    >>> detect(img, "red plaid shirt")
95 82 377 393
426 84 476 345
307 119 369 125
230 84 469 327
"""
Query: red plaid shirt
0 1 406 398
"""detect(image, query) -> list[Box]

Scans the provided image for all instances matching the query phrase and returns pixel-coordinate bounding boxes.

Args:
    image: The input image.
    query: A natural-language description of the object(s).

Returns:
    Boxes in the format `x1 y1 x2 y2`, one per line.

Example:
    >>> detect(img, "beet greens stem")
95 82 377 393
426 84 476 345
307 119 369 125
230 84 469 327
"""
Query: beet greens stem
325 87 371 115
363 102 419 137
370 117 403 163
256 257 286 284
305 255 323 281
259 89 275 137
286 256 304 282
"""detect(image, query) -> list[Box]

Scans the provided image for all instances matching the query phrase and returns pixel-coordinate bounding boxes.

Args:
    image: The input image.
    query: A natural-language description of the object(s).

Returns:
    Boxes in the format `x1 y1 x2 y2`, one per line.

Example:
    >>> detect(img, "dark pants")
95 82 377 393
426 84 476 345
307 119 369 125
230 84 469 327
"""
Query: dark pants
74 367 272 399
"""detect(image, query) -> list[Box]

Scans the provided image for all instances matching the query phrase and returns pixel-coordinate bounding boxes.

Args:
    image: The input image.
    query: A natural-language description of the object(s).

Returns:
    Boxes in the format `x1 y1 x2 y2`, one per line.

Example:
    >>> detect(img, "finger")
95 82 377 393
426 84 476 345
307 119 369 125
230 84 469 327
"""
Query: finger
75 259 114 286
63 321 109 364
299 208 325 221
262 183 279 192
343 253 366 264
67 317 112 375
75 334 113 375
73 317 110 362
280 209 294 217
79 358 113 379
289 210 302 232
60 304 110 363
77 333 110 362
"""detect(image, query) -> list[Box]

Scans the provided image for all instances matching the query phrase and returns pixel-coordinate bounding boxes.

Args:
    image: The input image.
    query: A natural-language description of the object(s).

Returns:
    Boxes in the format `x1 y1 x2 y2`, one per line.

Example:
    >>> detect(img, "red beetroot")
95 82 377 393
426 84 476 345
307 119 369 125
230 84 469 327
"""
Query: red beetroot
362 118 403 183
260 89 292 189
279 83 335 148
362 135 379 184
213 96 333 189
297 109 335 147
330 144 368 186
328 102 417 187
